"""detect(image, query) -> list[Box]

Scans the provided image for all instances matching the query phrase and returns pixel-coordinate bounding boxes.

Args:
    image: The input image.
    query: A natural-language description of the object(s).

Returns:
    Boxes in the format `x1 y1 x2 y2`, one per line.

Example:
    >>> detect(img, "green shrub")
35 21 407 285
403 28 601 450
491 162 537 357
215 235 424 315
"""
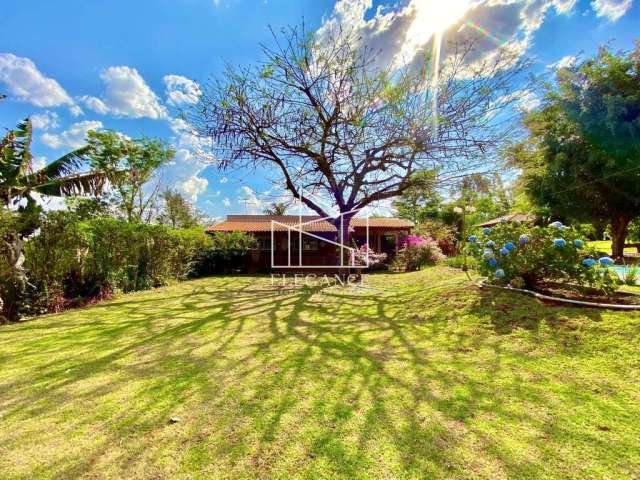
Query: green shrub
205 231 258 273
621 265 639 286
23 214 219 313
467 222 619 295
446 255 476 270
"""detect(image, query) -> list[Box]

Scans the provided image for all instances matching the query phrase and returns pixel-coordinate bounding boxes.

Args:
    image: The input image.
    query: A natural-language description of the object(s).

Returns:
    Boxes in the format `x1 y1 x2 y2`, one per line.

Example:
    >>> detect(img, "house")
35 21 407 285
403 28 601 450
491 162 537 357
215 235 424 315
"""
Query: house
207 215 413 272
476 212 536 228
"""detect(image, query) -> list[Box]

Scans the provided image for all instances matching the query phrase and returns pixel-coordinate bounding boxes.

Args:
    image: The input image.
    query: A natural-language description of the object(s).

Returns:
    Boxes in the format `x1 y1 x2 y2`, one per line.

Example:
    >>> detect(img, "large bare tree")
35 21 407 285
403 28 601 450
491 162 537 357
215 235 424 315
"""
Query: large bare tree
193 25 528 241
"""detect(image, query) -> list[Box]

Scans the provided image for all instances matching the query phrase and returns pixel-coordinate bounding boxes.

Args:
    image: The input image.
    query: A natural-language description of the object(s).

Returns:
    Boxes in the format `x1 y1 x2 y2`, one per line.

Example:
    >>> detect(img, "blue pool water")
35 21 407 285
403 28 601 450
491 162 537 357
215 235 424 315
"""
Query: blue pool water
612 265 639 284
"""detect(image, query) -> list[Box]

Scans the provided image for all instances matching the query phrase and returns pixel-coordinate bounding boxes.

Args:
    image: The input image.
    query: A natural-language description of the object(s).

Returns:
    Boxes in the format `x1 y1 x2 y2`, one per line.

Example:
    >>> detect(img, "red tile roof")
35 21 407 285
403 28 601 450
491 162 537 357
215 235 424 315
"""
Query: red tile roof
207 215 413 233
476 213 536 228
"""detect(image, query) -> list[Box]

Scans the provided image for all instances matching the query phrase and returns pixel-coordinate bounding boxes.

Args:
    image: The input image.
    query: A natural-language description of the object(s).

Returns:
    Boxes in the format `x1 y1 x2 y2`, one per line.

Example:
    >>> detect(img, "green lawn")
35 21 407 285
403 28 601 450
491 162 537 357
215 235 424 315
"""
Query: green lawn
1 268 639 479
588 240 637 255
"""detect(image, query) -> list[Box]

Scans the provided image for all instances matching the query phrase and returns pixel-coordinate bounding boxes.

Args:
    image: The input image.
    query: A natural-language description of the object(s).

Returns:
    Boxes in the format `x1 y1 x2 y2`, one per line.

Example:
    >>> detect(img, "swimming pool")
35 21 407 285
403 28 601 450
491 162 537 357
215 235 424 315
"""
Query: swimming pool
612 265 640 284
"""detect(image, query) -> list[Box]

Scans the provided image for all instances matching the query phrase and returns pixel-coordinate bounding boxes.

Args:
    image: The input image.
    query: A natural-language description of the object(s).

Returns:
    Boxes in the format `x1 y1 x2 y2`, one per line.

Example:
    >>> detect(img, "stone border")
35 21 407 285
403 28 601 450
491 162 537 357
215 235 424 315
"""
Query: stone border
478 280 640 311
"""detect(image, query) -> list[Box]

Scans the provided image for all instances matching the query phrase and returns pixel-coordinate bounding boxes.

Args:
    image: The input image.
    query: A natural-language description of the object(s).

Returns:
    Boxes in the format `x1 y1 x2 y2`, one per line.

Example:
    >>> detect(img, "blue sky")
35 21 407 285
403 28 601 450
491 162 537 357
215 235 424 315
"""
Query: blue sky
1 0 638 219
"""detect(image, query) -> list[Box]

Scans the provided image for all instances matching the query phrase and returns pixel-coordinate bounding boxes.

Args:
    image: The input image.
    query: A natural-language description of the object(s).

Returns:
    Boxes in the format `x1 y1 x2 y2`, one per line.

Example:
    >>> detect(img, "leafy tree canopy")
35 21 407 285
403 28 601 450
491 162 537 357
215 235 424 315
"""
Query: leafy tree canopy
508 42 640 258
87 131 175 223
158 189 205 229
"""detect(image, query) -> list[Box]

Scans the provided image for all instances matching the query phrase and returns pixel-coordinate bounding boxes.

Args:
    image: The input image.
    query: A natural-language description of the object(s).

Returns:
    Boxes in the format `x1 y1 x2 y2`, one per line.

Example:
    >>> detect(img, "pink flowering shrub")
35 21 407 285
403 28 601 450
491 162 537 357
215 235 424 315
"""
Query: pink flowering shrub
350 245 387 266
392 235 445 271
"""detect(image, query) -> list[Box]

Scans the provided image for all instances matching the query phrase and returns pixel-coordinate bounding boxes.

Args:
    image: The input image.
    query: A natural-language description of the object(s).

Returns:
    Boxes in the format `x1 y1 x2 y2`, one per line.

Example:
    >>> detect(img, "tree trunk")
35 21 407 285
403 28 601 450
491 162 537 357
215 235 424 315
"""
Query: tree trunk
331 213 354 270
611 216 631 260
1 234 27 322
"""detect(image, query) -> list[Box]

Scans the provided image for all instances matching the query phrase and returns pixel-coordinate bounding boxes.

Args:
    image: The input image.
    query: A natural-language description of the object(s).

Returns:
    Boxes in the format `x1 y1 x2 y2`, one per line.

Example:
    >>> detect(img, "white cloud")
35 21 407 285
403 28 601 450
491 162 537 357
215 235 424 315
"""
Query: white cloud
161 117 213 202
78 95 109 114
41 120 102 150
238 186 266 213
591 0 633 21
81 66 167 119
31 156 47 171
69 104 84 117
318 0 580 72
0 53 77 109
547 54 578 70
164 75 201 106
179 176 209 201
30 111 59 131
220 176 228 184
515 90 541 112
223 197 231 207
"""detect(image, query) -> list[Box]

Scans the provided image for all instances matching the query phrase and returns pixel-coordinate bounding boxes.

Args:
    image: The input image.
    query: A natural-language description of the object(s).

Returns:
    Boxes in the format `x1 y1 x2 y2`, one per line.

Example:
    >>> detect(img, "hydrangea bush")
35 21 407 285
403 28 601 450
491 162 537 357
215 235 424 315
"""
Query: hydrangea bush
392 235 445 271
467 222 619 295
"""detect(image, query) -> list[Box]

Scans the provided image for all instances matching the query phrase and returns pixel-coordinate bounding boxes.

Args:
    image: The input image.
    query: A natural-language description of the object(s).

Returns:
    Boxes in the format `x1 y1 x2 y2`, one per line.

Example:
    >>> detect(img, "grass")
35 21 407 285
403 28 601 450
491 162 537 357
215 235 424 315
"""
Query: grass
1 267 639 479
588 240 637 255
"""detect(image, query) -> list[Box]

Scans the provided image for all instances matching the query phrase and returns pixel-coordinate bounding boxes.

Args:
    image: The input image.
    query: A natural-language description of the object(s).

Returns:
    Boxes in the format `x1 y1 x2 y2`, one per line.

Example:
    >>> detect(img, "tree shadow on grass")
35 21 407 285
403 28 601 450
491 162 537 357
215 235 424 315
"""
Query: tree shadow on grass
1 272 638 479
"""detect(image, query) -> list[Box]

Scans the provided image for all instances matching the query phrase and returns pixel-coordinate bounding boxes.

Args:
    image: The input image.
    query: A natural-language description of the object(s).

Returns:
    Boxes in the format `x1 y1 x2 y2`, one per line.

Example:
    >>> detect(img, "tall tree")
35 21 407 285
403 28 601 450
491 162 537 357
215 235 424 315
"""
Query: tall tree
193 25 527 244
263 201 290 216
158 189 204 228
88 131 175 223
508 43 640 258
0 119 107 321
392 169 440 225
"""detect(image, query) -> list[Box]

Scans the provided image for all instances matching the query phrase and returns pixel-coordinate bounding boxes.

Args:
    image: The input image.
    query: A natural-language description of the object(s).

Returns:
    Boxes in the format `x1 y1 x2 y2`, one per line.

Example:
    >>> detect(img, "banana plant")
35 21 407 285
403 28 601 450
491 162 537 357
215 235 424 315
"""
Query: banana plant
1 119 107 209
0 118 107 322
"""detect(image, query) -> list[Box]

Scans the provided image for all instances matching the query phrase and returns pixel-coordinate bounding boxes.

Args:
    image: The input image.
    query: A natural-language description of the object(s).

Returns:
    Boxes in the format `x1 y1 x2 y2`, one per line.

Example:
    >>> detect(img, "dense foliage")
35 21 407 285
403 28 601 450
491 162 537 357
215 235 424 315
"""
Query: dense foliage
21 213 256 316
508 44 640 258
467 222 619 295
392 235 445 271
158 189 206 229
0 118 107 322
87 131 175 223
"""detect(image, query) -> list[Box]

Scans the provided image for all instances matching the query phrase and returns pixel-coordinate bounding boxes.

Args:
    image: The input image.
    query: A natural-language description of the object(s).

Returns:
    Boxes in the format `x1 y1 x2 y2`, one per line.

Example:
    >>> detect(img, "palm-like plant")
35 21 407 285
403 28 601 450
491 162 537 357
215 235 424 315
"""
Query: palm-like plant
0 118 107 322
1 119 106 209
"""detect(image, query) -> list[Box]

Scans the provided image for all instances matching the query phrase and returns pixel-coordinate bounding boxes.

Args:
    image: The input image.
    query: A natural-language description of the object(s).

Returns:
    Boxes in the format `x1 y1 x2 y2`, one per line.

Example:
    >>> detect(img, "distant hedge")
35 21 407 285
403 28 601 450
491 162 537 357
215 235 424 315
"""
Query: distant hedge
22 213 255 315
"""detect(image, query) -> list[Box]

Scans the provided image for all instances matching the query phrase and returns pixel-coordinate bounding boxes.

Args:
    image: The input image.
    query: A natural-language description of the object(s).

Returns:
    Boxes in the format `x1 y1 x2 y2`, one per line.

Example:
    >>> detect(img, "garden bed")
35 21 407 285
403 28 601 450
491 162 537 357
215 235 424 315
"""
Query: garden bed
480 280 640 310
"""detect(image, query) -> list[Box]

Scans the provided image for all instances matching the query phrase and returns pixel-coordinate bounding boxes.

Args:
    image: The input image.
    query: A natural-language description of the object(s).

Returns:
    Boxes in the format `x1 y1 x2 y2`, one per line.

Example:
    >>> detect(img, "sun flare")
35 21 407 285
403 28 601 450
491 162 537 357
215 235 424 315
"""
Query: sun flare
398 0 472 68
407 0 471 41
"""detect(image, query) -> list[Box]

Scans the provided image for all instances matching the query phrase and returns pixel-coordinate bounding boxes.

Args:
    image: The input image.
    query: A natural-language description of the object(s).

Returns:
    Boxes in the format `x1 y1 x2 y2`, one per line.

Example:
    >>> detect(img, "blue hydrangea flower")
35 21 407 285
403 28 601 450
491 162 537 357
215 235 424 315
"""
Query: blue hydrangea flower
486 240 496 248
499 247 509 256
468 235 478 243
495 269 505 279
482 227 492 236
519 234 529 245
549 221 564 228
582 258 597 267
573 239 584 248
599 257 615 266
482 249 494 260
504 242 515 251
487 257 498 267
553 238 566 248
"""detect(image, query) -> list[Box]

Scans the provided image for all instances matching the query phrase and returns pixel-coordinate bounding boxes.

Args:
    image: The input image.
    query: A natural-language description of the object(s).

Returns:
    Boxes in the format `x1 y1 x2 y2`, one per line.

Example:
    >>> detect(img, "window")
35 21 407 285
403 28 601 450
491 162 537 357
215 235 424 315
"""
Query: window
255 237 271 250
302 238 319 251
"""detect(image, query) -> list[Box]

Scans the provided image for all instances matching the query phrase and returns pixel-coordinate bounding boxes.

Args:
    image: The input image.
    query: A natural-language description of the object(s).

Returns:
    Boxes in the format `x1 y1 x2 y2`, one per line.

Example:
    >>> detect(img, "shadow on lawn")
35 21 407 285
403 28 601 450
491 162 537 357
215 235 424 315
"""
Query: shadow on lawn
0 272 635 479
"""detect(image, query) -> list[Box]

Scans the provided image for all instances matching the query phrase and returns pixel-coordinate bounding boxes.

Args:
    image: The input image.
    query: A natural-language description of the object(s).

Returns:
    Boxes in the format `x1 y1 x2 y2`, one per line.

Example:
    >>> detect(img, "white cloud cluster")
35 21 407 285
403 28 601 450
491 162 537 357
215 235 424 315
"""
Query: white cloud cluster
30 111 60 131
238 186 267 213
548 54 578 70
318 0 630 73
41 120 102 150
0 53 78 112
163 117 214 202
591 0 633 21
164 75 201 106
80 66 167 119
